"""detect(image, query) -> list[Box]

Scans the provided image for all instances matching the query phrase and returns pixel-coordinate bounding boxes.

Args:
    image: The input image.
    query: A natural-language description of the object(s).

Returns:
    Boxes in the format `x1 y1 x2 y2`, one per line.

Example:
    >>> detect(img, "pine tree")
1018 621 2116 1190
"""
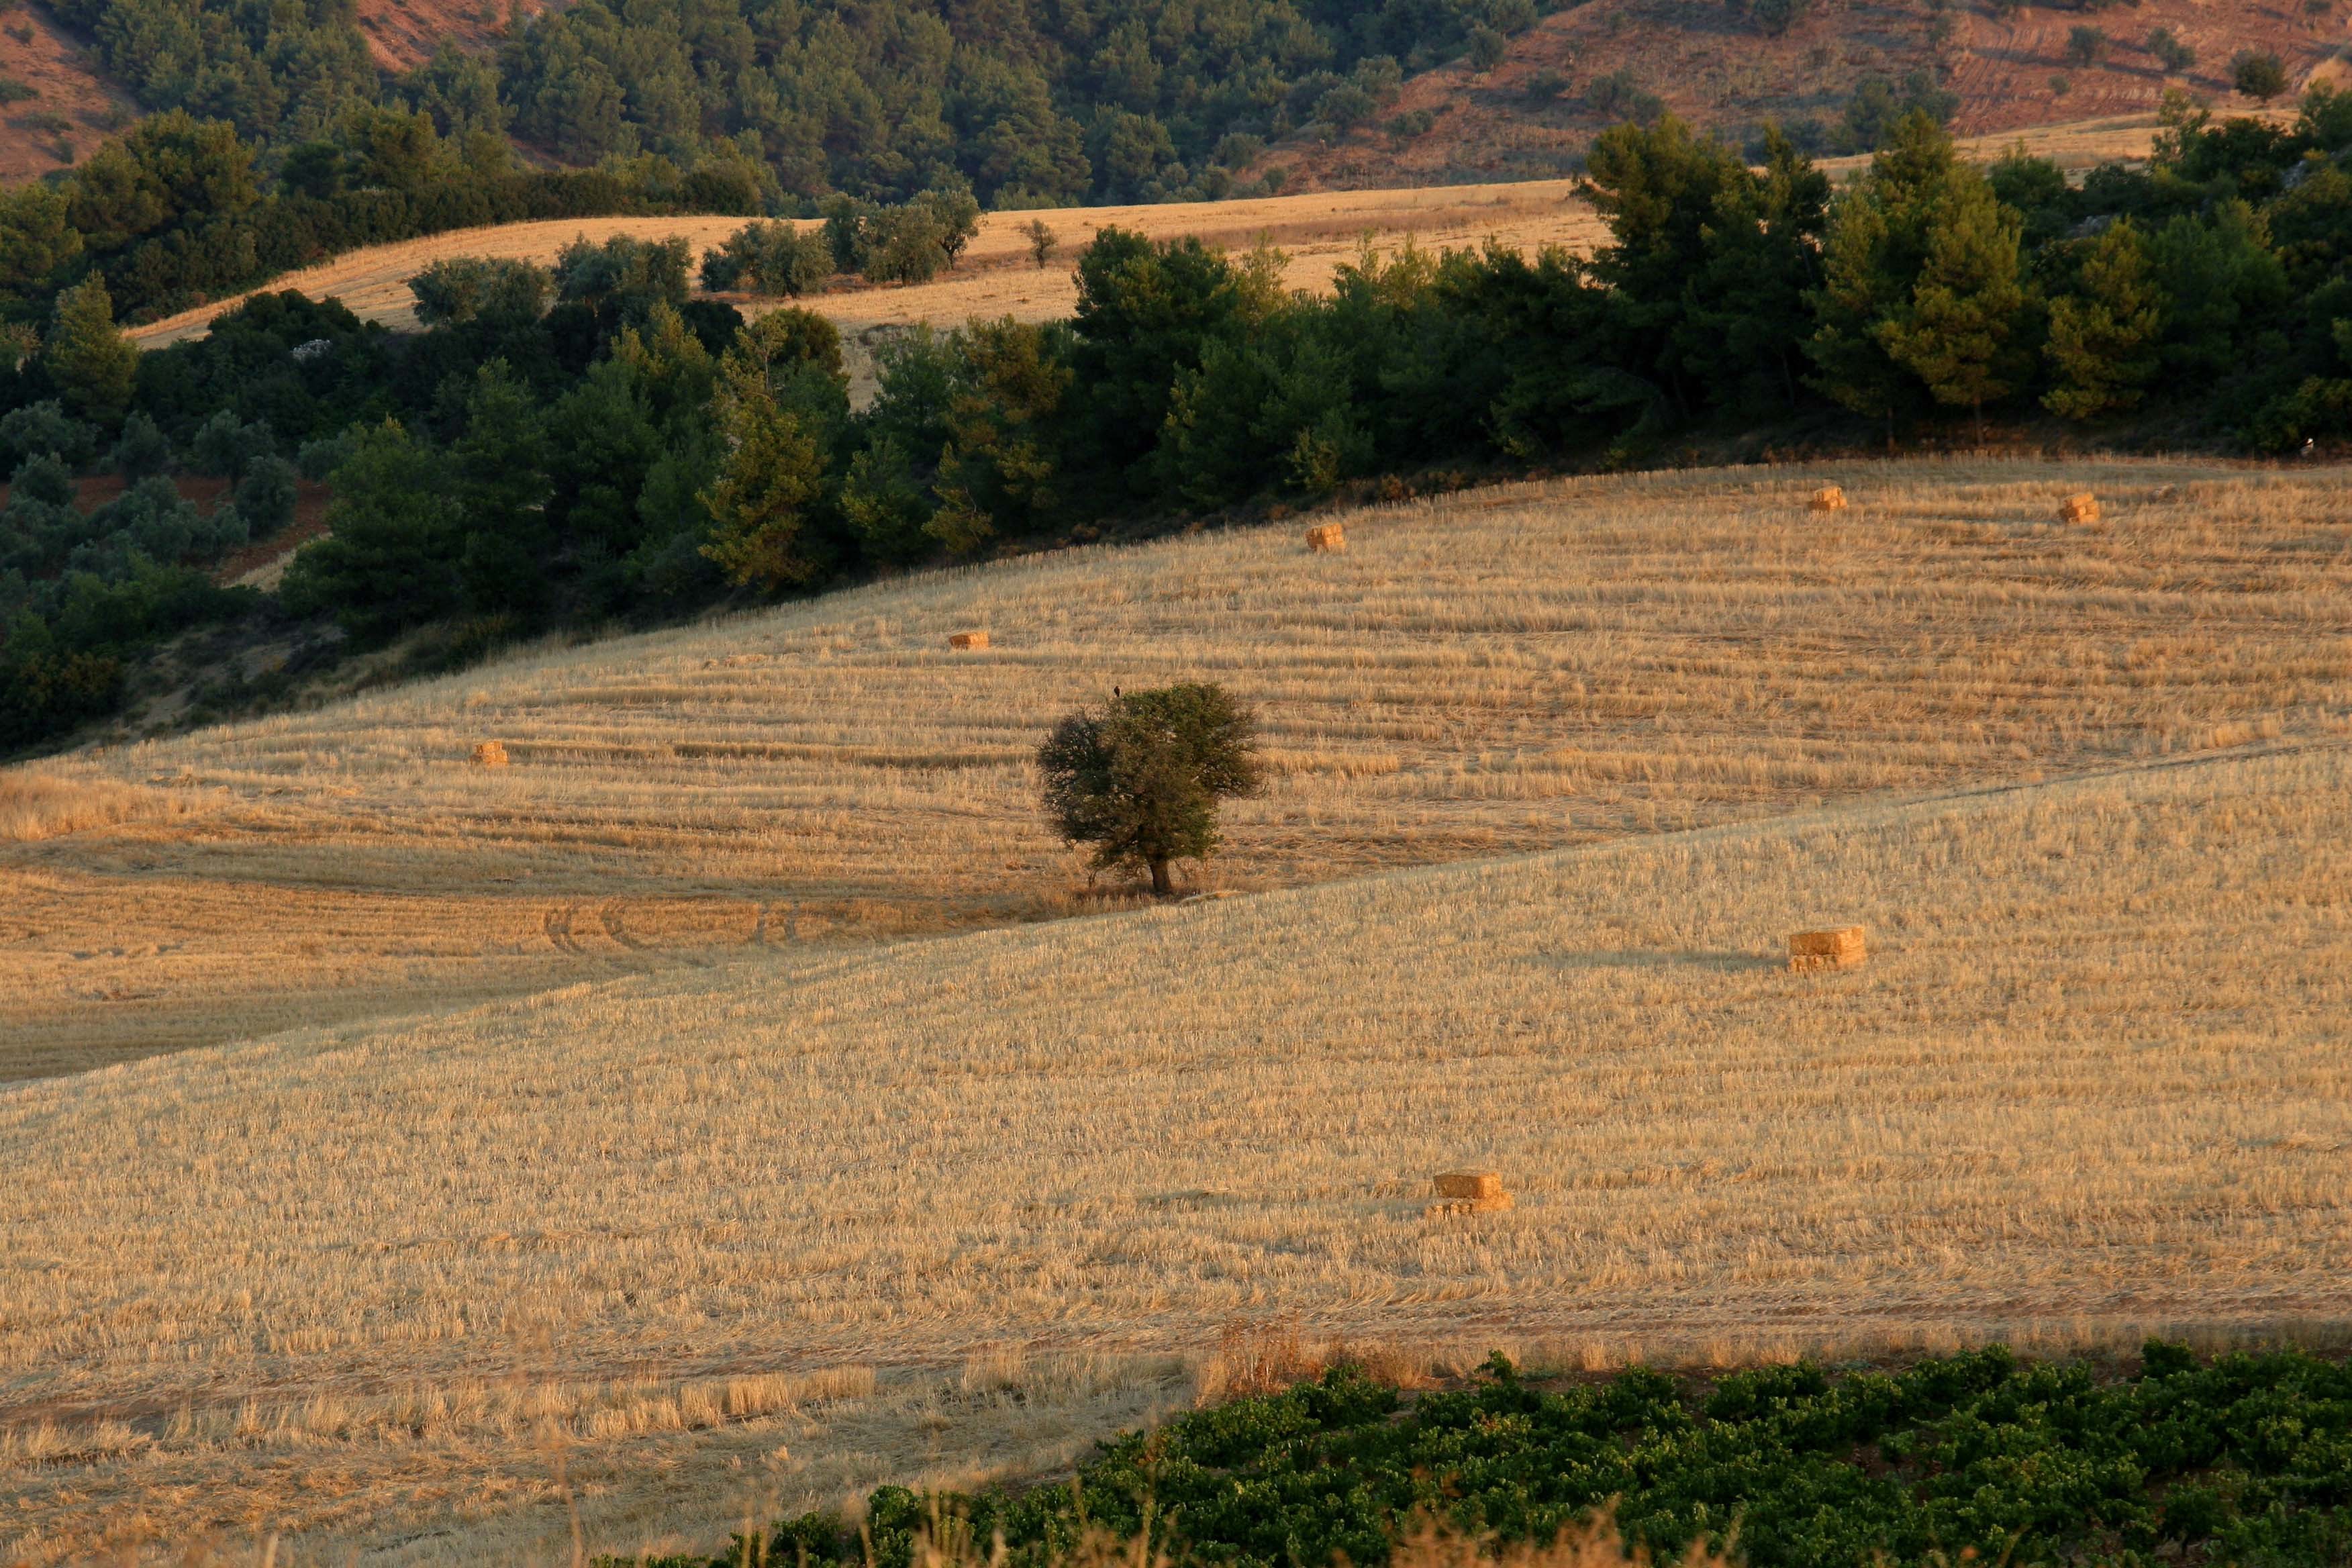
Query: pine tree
1808 192 1918 442
2043 220 2165 420
44 279 138 425
1876 178 2030 440
698 352 826 591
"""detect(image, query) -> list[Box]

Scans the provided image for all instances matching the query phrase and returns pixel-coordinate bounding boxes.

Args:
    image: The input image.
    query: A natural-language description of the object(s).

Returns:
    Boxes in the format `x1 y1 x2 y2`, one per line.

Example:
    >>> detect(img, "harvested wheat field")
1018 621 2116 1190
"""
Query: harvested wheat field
5 723 2350 1561
11 457 2352 1081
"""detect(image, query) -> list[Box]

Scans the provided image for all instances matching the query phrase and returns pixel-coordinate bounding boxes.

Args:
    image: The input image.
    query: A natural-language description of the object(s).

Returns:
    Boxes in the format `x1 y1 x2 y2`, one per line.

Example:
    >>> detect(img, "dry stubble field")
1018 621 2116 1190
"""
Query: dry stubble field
9 458 2352 1081
8 456 2352 1560
5 722 2349 1561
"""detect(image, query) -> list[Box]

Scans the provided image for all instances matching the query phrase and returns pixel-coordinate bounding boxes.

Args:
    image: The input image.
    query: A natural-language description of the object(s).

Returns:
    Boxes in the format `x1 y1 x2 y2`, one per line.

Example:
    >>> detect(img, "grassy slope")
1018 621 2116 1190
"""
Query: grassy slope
3 720 2349 1559
10 457 2352 1081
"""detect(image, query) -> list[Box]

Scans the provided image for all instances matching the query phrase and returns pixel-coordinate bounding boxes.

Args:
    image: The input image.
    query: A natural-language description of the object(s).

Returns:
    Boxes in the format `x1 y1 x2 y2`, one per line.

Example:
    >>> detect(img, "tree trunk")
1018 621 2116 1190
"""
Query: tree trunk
1148 856 1173 897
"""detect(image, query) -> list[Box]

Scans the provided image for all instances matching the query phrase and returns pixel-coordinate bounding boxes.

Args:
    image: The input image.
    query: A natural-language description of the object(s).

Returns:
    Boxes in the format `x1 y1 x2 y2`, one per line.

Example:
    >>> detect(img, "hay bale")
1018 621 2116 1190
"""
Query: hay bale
1305 522 1346 553
471 740 509 769
1808 486 1848 512
1428 1171 1512 1215
1787 925 1867 973
2059 492 2101 524
948 630 990 650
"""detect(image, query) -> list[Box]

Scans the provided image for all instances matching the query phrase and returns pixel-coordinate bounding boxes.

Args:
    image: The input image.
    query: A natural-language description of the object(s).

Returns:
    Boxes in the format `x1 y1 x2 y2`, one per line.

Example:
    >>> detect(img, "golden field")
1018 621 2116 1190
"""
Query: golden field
5 718 2349 1561
9 455 2352 1560
12 459 2352 1081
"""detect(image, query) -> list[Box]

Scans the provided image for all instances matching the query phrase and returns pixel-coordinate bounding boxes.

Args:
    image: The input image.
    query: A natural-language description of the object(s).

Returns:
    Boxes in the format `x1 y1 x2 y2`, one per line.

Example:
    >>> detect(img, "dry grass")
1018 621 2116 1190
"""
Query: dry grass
0 771 201 844
11 456 2352 1081
5 721 2349 1559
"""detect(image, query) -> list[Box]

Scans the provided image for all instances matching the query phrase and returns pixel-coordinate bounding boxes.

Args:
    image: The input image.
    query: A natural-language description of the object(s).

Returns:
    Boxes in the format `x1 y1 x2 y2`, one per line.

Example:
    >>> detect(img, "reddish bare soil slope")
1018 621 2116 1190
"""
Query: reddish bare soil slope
354 0 544 73
1267 0 2350 191
0 1 138 185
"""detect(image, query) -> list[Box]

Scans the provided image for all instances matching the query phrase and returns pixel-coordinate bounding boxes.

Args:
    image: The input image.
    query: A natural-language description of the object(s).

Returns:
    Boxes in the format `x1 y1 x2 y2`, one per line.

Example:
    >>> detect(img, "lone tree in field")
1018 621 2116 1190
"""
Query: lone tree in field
1037 683 1261 897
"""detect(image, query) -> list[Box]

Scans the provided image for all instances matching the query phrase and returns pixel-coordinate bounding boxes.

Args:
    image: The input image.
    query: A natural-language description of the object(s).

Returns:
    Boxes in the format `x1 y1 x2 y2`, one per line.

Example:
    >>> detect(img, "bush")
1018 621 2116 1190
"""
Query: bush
699 220 832 295
410 256 553 326
2234 50 2289 100
2149 26 2196 73
232 453 299 538
0 401 97 468
109 411 170 478
2067 25 2107 65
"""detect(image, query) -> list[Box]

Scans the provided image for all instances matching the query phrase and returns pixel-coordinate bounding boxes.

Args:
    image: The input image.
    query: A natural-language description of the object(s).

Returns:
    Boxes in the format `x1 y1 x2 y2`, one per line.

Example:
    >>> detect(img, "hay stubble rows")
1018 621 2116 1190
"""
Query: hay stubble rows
7 456 2352 1560
9 459 2352 1079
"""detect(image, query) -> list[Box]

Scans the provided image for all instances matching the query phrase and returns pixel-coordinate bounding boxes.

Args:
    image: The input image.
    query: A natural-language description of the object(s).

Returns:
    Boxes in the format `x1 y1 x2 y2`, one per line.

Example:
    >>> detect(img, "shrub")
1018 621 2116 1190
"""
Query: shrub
2233 50 2289 100
2067 25 2107 65
409 256 552 326
2149 26 2196 73
699 219 832 295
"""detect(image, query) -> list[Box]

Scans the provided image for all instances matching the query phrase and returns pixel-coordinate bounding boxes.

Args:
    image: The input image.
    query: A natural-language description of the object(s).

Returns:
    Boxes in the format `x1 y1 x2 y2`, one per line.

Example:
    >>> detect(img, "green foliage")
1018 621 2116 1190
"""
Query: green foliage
699 221 832 297
1809 111 2029 436
2234 50 2290 103
2149 26 2196 74
45 279 138 424
927 317 1072 551
279 418 465 641
0 401 99 469
1036 682 1262 896
610 1344 2352 1568
2044 219 2165 418
411 258 553 327
2066 25 2106 66
495 0 1493 207
1833 72 1957 154
698 339 828 592
554 235 692 331
1875 173 2030 434
109 410 170 477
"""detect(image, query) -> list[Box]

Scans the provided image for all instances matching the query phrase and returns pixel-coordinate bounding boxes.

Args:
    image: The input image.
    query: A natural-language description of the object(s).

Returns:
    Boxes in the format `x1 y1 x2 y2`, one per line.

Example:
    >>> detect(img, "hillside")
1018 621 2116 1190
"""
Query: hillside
122 183 1613 355
0 1 138 184
119 107 2192 362
5 720 2347 1561
1265 0 2346 191
9 457 2352 1085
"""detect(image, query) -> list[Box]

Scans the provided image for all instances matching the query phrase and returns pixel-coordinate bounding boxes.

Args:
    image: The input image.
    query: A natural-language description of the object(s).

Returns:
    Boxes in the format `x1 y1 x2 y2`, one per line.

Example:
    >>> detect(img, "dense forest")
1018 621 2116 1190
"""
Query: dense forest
5 92 2352 755
32 0 1551 211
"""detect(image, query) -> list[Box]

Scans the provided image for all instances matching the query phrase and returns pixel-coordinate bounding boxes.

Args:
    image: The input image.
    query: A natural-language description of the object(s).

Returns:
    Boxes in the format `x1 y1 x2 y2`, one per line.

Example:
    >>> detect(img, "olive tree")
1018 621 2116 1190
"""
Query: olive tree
1036 682 1261 896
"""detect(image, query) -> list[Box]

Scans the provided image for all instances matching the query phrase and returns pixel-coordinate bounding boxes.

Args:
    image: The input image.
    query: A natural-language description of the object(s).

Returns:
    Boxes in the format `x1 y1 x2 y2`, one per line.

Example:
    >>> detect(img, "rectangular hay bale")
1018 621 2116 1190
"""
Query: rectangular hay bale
1434 1171 1504 1200
471 740 509 768
948 630 990 650
1305 522 1346 553
1787 925 1867 972
1808 486 1848 512
2059 492 2100 524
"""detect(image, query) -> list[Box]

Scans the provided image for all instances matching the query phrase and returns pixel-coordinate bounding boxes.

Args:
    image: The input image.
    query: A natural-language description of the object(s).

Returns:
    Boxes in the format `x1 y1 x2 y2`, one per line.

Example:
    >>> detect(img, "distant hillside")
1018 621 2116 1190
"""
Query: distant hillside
0 1 137 183
1263 0 2351 190
5 0 2345 202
